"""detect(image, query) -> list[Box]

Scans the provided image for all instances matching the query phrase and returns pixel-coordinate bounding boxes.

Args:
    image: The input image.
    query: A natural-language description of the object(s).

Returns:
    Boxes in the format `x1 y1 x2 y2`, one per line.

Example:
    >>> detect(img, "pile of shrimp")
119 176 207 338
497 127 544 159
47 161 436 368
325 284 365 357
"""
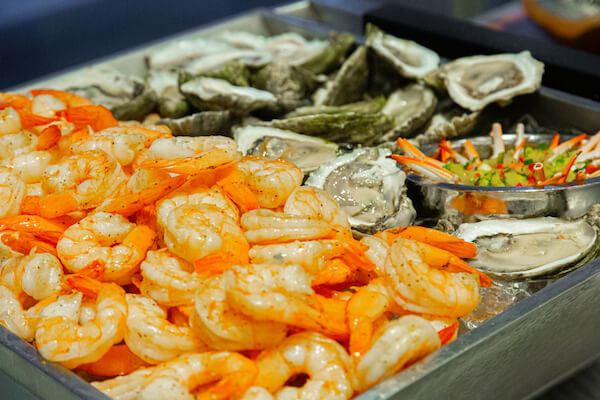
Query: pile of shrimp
0 90 491 399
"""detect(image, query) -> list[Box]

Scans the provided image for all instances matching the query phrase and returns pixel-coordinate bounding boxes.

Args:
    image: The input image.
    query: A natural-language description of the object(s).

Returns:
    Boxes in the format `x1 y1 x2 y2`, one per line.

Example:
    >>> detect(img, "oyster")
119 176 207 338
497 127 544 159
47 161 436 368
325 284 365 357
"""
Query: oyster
306 148 416 233
411 98 479 146
148 38 233 70
365 23 439 79
289 97 386 117
185 50 272 75
455 218 597 278
431 51 544 111
251 62 319 103
180 77 277 116
147 70 190 118
234 126 340 174
317 46 369 106
300 32 355 75
158 111 230 136
379 83 437 141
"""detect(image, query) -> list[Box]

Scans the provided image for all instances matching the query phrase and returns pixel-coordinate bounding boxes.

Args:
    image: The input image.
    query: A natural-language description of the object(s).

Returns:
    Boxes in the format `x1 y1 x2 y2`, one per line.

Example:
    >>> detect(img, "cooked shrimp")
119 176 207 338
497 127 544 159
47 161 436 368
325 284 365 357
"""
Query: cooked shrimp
23 150 127 218
0 130 37 159
241 209 334 244
31 94 66 117
0 232 21 261
0 107 21 135
56 212 155 284
284 186 350 231
70 128 146 166
0 285 38 341
360 235 391 274
139 249 201 306
223 264 348 340
92 367 154 400
124 294 206 364
248 240 337 275
235 156 303 209
0 167 26 218
133 352 256 400
126 168 171 194
191 275 287 351
254 332 354 400
163 204 248 264
34 283 127 369
156 184 239 230
354 316 441 391
241 387 274 400
382 237 480 317
0 253 63 300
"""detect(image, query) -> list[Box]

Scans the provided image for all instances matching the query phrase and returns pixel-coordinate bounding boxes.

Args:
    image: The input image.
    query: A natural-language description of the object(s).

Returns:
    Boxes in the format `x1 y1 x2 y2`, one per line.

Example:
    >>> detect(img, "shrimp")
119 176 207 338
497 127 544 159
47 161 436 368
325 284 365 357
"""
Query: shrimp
249 240 337 275
124 294 206 364
254 332 354 400
0 131 58 184
156 184 239 231
241 209 335 244
191 275 287 351
23 150 127 218
31 94 66 117
360 235 391 273
354 316 441 392
92 367 154 400
382 237 481 317
242 387 274 400
234 156 303 209
139 249 201 306
70 128 146 166
0 167 26 218
0 107 22 135
223 264 348 340
126 168 171 194
56 212 155 284
34 283 127 369
0 285 40 341
163 204 248 264
0 253 63 301
284 186 350 231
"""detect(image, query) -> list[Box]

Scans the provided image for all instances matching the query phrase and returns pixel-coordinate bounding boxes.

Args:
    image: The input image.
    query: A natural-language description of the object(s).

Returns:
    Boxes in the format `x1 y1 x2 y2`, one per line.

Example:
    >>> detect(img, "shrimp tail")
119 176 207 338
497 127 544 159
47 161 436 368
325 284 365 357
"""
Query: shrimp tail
219 182 260 213
312 259 354 287
65 274 103 298
0 215 66 243
36 125 61 150
22 192 80 219
194 251 246 276
346 286 391 358
380 226 477 259
437 322 459 346
1 231 57 256
77 344 148 377
141 149 235 174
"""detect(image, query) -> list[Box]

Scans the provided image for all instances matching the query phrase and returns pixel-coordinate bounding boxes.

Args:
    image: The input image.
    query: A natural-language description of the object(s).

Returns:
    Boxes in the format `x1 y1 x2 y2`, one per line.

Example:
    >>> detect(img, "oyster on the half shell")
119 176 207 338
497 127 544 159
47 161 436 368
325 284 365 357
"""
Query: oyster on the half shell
430 51 544 111
456 217 597 278
234 126 341 174
306 147 416 234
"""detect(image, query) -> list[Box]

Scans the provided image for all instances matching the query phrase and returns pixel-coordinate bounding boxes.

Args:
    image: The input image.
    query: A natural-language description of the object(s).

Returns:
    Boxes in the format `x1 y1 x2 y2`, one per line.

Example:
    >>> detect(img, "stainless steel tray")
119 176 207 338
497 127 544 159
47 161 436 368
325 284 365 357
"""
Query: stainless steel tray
5 3 600 400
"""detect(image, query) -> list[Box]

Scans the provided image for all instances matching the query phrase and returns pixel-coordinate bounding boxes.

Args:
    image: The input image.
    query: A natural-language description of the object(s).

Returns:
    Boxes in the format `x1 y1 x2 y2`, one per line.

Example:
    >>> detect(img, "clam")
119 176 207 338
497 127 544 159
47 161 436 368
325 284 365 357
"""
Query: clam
158 111 230 136
147 38 233 70
455 217 598 279
365 23 439 79
180 77 277 116
317 46 369 106
430 51 544 111
379 83 437 141
306 147 416 234
234 126 341 174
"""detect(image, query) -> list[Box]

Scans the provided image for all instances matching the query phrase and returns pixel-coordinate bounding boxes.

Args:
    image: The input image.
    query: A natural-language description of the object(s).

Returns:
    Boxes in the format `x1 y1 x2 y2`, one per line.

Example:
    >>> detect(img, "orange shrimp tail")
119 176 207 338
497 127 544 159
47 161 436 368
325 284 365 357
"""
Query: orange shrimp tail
122 225 157 256
30 89 94 108
438 322 459 346
340 238 376 271
219 182 260 213
65 274 103 298
346 288 390 358
36 125 61 150
15 109 58 129
0 215 66 243
194 251 244 276
309 295 349 342
59 105 118 132
1 93 32 109
140 149 235 175
134 204 158 232
386 226 478 259
77 260 106 279
99 175 187 217
1 231 57 256
312 259 354 287
77 344 148 377
196 371 257 400
22 192 80 219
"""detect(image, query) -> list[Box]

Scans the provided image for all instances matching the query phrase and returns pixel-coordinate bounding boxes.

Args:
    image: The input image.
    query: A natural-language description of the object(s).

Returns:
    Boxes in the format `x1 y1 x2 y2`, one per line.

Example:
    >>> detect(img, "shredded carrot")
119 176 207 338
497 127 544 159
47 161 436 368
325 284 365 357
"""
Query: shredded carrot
550 133 560 149
558 152 581 184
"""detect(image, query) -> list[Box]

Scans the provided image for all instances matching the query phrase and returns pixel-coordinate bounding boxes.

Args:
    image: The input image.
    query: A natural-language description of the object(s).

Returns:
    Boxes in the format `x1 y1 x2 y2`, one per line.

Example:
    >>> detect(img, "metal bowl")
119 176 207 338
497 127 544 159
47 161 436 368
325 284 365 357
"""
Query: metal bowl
406 133 600 220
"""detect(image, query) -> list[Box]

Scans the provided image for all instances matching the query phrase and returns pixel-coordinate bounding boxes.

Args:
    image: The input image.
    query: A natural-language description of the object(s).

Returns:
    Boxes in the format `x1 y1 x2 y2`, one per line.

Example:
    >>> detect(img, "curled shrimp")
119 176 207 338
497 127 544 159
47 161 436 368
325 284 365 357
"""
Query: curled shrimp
139 249 201 307
241 209 334 244
254 332 354 400
0 167 26 218
0 253 63 301
284 186 350 231
354 316 441 392
223 264 348 340
57 212 155 284
23 150 127 218
92 367 154 400
0 107 22 135
242 387 274 400
249 240 337 275
163 204 248 264
34 283 127 369
0 131 58 184
383 237 481 317
124 294 206 364
0 285 42 341
70 128 147 166
191 275 287 351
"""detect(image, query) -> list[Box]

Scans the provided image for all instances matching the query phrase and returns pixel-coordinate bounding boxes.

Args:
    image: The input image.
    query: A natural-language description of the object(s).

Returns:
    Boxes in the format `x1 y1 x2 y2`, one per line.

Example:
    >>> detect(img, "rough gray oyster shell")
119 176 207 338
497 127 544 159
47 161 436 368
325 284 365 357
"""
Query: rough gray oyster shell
300 32 355 75
147 70 190 119
158 111 231 136
317 45 369 106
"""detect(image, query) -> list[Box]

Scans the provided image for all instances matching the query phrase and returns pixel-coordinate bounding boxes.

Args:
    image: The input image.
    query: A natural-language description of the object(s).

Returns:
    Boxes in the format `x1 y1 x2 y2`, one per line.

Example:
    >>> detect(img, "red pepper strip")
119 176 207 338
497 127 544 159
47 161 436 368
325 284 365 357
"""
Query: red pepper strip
586 164 599 174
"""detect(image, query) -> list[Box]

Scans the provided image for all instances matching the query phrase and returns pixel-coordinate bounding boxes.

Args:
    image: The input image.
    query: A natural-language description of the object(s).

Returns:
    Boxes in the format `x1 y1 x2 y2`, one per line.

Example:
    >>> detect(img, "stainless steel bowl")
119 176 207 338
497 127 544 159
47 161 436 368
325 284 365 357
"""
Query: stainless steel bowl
406 134 600 220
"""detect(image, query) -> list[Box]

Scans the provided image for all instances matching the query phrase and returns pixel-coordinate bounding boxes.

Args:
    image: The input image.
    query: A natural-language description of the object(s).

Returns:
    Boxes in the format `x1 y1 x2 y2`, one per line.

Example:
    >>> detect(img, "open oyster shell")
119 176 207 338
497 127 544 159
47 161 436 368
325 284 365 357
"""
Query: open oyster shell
318 46 369 106
366 23 439 79
431 51 544 111
180 77 277 116
147 38 233 70
185 50 272 75
306 147 416 234
289 97 386 117
234 126 340 174
456 217 597 279
158 111 231 137
251 62 319 103
147 70 190 119
300 32 356 75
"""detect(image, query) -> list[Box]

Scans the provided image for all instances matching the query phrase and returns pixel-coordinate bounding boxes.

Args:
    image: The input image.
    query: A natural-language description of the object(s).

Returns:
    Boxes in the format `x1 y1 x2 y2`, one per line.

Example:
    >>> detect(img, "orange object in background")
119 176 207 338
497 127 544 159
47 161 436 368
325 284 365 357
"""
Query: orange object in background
451 193 508 216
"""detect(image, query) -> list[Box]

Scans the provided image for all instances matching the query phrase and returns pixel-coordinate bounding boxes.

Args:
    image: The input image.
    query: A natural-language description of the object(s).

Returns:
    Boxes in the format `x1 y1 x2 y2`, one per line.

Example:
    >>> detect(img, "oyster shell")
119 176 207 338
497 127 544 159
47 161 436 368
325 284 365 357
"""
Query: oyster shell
317 46 369 106
456 217 597 278
251 62 319 103
234 126 340 174
185 50 272 75
289 97 386 117
147 70 190 118
411 98 479 146
306 147 416 233
431 51 544 111
365 23 439 79
148 38 233 70
379 83 437 141
158 111 230 136
300 32 355 75
180 77 277 116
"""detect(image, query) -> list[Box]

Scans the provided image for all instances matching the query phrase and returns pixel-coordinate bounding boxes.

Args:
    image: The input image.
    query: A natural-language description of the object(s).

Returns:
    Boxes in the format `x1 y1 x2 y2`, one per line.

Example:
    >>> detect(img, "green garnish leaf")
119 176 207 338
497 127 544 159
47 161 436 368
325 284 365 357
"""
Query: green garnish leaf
538 143 549 150
524 159 533 165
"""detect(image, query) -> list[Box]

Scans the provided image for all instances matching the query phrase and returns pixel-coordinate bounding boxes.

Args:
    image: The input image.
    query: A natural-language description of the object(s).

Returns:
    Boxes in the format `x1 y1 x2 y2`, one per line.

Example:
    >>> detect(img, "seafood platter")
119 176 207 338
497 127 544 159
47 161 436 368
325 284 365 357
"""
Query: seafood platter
1 2 600 400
